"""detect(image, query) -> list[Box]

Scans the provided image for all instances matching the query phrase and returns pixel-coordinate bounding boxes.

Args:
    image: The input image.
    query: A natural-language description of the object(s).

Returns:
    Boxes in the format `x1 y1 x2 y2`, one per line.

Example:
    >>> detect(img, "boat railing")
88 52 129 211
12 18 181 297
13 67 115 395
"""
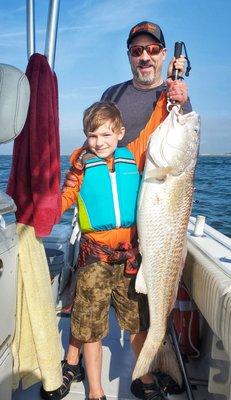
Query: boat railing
26 0 60 71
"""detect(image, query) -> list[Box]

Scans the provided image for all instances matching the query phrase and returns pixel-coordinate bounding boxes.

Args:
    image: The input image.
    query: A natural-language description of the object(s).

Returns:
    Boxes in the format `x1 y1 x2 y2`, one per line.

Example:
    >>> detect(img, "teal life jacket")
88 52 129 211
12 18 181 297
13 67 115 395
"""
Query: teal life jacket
77 147 141 233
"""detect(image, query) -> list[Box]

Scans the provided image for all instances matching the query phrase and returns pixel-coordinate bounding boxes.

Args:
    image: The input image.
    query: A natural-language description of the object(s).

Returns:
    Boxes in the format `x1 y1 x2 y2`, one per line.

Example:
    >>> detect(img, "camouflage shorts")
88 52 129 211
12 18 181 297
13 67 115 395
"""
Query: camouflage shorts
71 261 149 342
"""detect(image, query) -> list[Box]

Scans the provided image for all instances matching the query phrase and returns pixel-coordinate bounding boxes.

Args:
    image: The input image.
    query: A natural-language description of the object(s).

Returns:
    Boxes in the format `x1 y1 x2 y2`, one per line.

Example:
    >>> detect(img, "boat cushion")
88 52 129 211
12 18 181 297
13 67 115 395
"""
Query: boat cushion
0 63 30 144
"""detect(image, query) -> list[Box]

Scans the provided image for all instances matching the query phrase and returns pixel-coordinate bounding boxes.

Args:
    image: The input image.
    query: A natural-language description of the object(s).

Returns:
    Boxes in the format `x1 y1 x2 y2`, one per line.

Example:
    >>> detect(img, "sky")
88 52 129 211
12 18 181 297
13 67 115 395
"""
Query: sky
0 0 230 155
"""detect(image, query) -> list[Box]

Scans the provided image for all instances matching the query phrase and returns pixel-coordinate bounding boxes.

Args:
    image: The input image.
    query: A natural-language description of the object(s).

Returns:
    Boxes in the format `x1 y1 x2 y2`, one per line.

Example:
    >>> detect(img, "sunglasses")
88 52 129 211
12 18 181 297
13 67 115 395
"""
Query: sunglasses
128 44 163 57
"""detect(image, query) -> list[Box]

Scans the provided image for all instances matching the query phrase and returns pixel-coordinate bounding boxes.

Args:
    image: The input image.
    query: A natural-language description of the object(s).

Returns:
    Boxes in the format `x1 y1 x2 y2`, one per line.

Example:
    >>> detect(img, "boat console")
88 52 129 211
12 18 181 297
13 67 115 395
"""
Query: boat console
0 63 30 400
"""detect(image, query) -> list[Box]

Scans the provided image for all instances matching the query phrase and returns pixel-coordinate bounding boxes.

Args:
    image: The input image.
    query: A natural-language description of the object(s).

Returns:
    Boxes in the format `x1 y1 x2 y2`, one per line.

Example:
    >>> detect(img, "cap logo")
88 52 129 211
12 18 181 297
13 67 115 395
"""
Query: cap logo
131 23 156 35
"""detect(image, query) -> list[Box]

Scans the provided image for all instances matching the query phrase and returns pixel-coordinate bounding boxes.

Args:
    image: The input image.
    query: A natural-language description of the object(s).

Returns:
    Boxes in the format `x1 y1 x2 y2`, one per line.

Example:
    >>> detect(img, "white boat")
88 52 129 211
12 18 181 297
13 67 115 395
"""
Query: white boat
1 211 231 400
0 2 231 400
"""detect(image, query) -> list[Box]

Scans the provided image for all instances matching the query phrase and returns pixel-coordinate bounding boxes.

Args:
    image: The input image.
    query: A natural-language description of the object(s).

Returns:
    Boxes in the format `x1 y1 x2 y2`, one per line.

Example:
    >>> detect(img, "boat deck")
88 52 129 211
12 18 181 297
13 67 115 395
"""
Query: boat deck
12 307 218 400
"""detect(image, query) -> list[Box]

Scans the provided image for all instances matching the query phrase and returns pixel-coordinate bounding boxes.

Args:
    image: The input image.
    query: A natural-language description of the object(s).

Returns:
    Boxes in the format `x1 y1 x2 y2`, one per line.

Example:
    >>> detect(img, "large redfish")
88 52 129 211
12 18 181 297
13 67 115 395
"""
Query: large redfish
133 106 200 382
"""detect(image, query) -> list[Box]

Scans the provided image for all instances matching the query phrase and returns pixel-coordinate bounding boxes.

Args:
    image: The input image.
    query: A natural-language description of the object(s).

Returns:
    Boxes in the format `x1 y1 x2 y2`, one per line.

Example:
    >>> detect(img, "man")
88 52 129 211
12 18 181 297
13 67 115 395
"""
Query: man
101 21 190 145
63 21 190 400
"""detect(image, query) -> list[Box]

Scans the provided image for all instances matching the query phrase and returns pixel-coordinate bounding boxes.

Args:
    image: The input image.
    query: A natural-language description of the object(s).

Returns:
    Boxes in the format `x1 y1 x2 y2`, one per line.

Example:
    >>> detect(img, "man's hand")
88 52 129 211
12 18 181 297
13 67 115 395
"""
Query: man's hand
166 79 188 106
167 55 186 78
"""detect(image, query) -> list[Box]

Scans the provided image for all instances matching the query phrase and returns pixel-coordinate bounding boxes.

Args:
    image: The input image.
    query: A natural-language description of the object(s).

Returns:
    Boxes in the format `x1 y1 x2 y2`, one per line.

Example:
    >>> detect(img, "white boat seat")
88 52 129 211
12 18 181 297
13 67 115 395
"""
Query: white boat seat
0 63 30 144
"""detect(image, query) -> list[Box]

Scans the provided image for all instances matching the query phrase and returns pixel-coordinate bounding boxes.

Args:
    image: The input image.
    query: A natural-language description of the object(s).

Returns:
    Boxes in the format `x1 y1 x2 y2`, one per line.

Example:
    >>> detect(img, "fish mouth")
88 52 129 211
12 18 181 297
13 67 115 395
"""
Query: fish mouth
147 152 158 167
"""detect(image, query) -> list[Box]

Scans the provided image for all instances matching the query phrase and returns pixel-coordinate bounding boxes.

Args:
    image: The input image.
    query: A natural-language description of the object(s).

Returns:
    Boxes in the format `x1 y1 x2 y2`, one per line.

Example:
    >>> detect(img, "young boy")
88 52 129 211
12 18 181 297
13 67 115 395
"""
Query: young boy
41 98 168 400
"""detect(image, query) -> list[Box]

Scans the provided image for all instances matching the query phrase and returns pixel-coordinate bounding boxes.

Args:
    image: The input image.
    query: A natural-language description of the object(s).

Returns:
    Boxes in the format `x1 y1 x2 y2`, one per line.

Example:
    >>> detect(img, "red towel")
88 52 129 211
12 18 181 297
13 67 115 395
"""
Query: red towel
7 53 61 236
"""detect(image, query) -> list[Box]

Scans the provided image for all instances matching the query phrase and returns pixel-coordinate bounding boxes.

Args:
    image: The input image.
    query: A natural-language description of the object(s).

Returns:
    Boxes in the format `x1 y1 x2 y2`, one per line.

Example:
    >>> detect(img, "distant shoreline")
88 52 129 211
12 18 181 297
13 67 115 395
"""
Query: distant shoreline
200 153 231 156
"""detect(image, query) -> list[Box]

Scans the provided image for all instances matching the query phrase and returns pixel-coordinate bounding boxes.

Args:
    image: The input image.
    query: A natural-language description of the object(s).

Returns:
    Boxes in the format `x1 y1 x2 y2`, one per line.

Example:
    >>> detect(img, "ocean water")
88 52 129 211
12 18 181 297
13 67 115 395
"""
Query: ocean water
0 155 230 238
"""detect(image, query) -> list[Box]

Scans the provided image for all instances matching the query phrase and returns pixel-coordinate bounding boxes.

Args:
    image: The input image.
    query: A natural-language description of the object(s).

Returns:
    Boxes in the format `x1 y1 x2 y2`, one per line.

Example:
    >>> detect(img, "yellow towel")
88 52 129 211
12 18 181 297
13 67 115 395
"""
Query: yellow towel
12 223 62 391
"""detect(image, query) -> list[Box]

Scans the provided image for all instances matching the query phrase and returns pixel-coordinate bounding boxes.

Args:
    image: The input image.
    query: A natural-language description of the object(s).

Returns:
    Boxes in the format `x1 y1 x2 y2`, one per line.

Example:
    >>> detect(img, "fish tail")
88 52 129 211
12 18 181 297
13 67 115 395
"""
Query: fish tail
153 335 183 387
132 333 162 380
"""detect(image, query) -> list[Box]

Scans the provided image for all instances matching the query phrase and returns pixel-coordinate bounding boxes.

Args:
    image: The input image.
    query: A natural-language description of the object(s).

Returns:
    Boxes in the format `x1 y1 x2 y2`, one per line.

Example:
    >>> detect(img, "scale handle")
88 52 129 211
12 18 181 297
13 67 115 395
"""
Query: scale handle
172 41 183 80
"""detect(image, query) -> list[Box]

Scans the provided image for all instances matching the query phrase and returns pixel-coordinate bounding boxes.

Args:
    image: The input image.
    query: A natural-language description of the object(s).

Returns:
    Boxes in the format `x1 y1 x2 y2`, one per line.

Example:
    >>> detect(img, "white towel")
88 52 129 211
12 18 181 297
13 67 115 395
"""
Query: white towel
12 223 62 391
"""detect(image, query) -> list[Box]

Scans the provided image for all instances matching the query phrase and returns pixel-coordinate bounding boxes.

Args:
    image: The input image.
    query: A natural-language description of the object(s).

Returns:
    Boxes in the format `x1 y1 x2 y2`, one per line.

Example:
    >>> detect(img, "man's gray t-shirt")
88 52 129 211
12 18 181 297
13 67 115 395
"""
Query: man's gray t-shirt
101 80 192 147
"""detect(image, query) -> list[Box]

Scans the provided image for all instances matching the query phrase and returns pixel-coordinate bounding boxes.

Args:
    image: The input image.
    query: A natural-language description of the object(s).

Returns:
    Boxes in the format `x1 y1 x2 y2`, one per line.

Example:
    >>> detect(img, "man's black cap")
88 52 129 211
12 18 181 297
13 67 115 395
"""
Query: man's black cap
127 21 166 48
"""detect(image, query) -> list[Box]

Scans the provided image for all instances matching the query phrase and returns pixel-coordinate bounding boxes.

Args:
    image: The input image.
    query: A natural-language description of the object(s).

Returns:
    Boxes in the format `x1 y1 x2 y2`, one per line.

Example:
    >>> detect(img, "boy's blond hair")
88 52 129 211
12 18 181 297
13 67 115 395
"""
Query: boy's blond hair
83 101 123 135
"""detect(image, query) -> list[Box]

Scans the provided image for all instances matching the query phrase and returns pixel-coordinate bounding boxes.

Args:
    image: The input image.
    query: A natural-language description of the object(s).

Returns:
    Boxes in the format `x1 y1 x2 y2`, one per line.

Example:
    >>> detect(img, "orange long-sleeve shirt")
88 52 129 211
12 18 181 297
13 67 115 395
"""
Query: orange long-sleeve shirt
62 93 168 248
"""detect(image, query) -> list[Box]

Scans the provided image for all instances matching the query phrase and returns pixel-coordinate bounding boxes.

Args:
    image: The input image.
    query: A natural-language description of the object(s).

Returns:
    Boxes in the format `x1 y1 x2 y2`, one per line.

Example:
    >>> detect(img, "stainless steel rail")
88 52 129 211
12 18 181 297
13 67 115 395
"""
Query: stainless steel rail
26 0 35 59
44 0 60 71
26 0 60 71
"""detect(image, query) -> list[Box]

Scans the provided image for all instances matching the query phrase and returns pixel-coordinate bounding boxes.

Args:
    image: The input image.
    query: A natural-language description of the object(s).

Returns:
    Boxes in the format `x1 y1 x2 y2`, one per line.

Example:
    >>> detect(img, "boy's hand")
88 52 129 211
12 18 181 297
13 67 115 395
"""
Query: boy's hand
167 55 186 78
166 79 188 106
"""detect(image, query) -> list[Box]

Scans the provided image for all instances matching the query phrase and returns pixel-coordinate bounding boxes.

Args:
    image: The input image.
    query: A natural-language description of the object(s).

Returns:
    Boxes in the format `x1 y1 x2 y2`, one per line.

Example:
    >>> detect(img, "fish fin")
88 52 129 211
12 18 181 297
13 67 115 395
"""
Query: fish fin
135 264 147 294
132 332 162 380
152 335 183 387
145 166 173 182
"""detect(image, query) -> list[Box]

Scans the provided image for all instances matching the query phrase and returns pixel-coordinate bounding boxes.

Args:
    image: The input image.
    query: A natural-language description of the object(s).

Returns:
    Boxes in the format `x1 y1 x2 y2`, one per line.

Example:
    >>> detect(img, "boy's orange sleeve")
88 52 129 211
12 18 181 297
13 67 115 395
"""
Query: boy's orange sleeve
61 173 83 214
127 93 168 172
61 147 85 214
61 183 79 214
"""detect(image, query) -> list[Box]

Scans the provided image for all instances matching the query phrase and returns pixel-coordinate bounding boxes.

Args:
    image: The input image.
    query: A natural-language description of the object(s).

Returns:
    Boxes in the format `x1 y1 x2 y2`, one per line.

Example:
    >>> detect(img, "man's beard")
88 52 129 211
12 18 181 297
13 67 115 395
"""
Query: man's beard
131 63 155 85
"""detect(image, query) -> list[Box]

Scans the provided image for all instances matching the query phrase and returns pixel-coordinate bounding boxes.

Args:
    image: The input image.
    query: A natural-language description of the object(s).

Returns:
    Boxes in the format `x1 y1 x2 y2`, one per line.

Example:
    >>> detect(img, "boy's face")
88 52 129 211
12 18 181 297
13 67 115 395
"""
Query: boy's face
87 121 125 159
